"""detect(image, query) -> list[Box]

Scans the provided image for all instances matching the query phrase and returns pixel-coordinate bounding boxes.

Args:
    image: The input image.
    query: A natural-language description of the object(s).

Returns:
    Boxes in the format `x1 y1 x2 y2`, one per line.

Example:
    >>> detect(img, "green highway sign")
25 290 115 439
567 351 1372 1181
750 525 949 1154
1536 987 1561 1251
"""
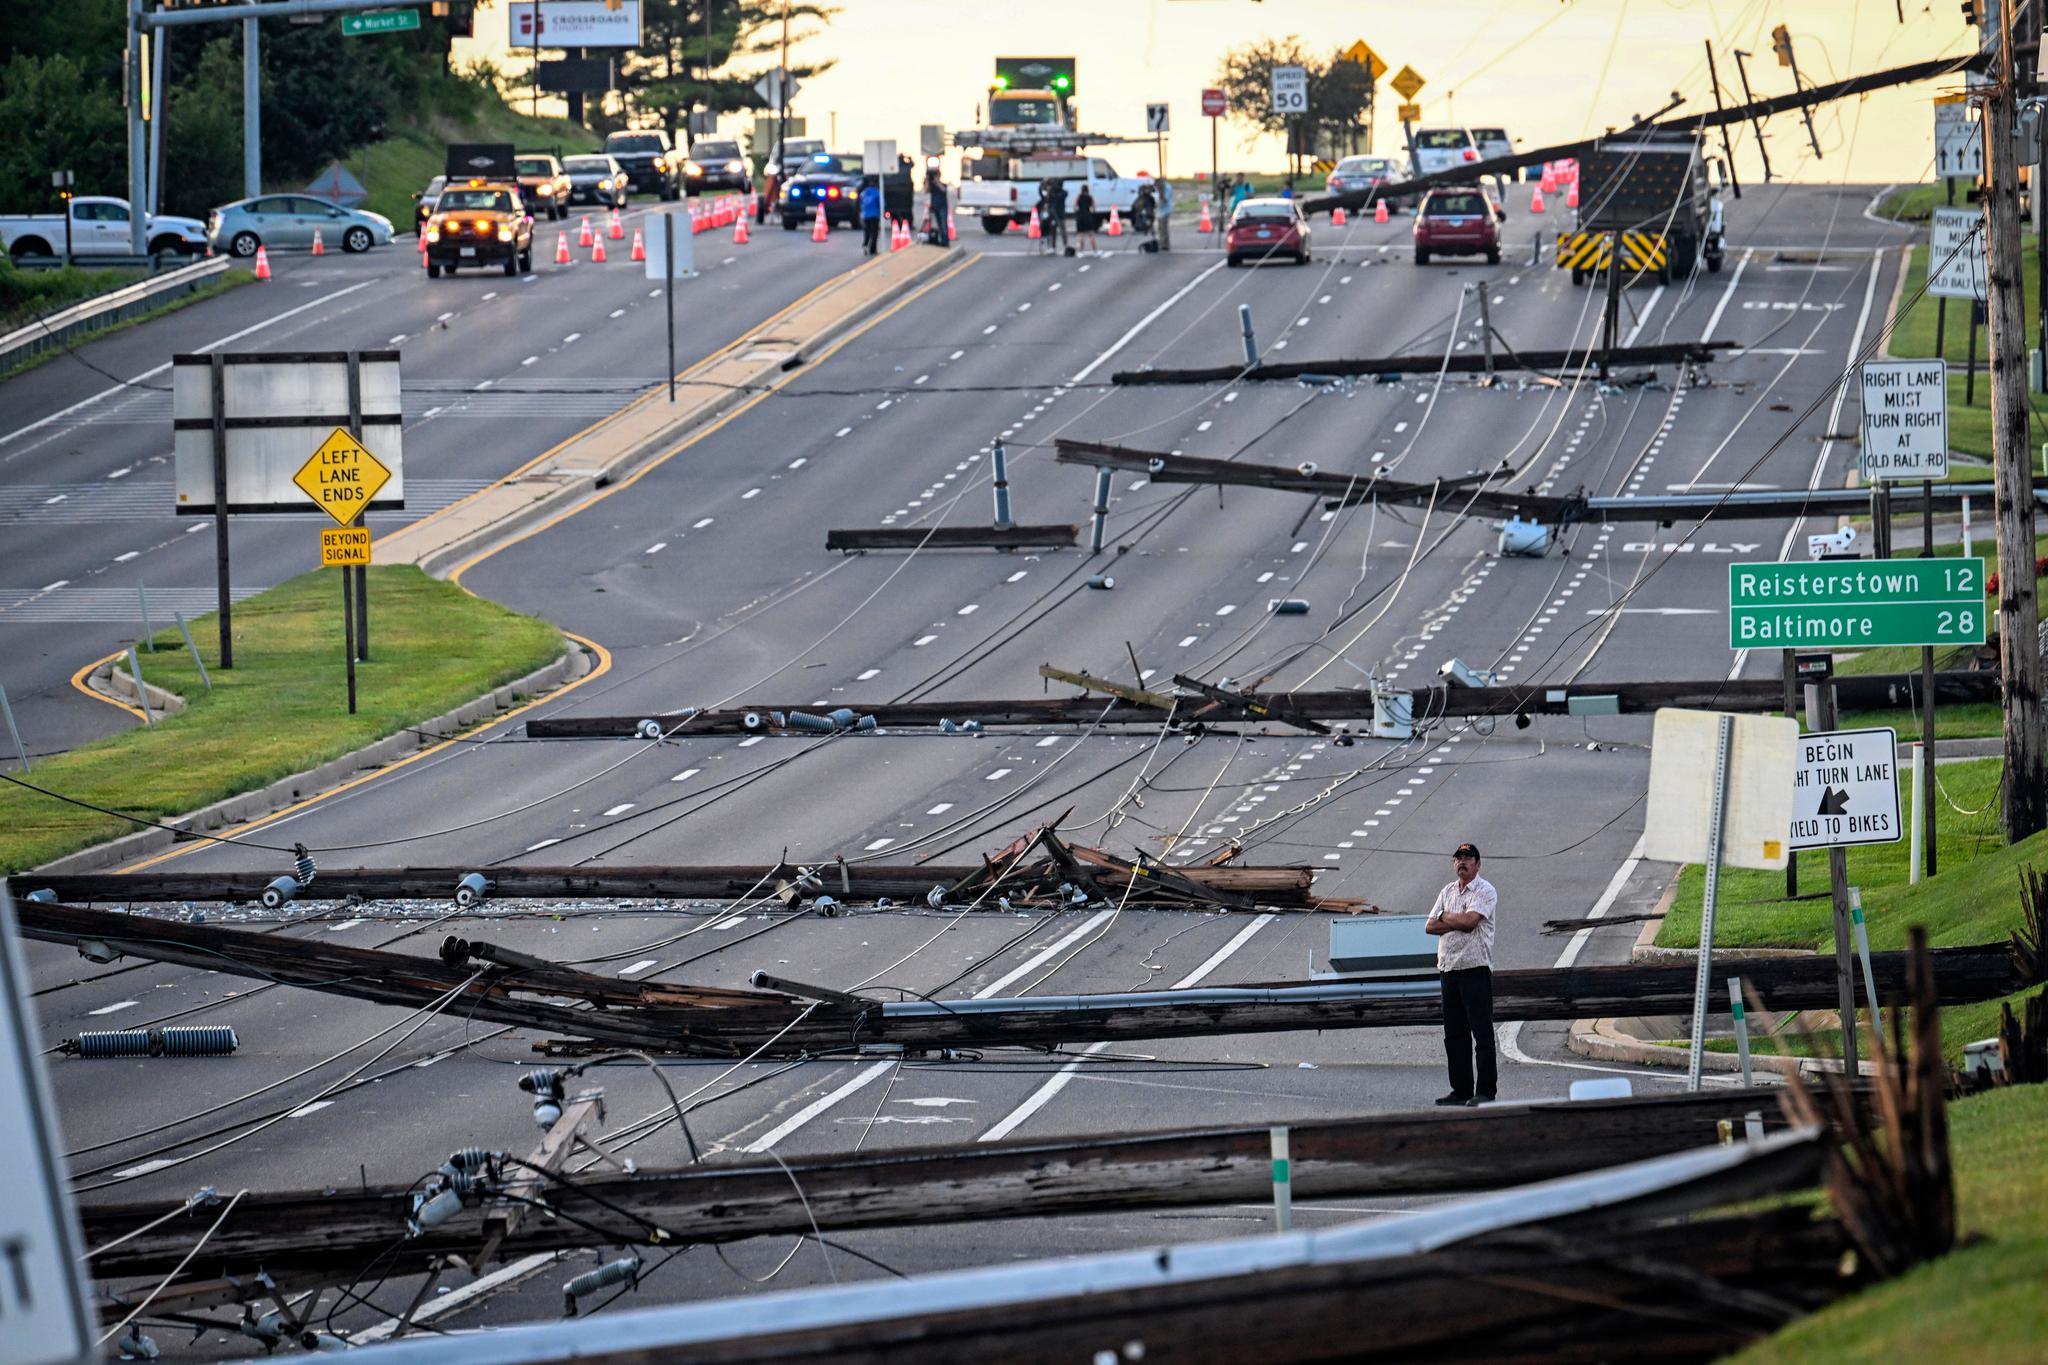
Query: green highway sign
1728 558 1987 649
342 9 421 36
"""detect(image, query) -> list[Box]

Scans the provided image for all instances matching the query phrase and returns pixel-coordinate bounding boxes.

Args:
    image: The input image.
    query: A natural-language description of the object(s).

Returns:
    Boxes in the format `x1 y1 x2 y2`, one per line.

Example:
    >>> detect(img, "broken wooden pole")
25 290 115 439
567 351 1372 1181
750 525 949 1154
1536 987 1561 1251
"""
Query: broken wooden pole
1110 339 1734 386
826 525 1078 553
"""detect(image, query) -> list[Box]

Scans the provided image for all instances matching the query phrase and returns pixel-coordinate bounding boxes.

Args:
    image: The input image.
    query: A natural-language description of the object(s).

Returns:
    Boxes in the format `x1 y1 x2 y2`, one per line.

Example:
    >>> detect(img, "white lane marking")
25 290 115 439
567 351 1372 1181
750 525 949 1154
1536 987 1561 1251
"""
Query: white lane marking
1036 735 1059 747
914 374 929 385
857 667 881 680
789 457 807 469
742 487 761 499
957 603 979 615
1620 285 1667 347
670 768 700 783
618 959 660 977
563 332 582 344
1006 570 1028 583
950 350 965 360
521 355 538 366
1177 635 1199 647
693 517 714 529
913 634 937 646
1069 258 1228 384
1215 604 1236 616
0 281 378 452
474 379 494 390
354 1254 560 1345
645 542 667 554
109 1158 180 1180
609 308 626 318
744 1060 894 1152
288 1101 335 1118
1197 420 1213 432
927 802 954 815
973 909 1117 1000
983 324 998 335
113 551 140 563
602 802 637 817
836 426 852 437
985 768 1012 780
981 913 1274 1142
482 292 498 301
89 1000 138 1016
388 334 407 345
864 837 895 851
739 735 763 747
526 838 561 851
438 311 456 322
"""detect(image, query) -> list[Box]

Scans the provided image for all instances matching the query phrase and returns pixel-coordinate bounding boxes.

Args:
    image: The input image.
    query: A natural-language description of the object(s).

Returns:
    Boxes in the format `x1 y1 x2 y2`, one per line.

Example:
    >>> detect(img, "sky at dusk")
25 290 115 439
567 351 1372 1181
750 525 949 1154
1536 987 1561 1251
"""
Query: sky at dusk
463 1 1982 185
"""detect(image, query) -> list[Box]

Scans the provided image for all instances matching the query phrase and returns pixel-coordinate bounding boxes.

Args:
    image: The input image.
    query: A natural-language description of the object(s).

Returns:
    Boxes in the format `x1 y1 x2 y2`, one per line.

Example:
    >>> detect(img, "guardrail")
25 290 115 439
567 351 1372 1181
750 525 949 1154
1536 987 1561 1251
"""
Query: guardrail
0 256 233 373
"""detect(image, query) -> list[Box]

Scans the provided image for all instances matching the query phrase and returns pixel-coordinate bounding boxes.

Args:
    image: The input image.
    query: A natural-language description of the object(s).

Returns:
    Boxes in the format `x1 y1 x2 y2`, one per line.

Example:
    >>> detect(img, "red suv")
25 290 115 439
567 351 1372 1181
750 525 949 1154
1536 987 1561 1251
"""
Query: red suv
1414 188 1501 266
1225 197 1311 267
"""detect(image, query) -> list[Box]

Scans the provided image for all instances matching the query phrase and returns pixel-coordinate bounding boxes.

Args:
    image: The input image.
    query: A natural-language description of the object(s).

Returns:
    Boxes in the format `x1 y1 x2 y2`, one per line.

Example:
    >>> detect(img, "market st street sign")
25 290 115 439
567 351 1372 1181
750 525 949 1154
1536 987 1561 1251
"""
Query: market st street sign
341 9 419 36
1726 559 1987 649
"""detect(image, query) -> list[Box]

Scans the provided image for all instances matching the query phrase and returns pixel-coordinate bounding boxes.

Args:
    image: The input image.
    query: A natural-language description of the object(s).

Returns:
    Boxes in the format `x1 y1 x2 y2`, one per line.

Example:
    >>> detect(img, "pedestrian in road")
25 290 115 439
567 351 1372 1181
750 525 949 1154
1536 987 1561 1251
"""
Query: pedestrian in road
1072 183 1101 255
925 165 950 246
1039 177 1068 255
1426 841 1497 1107
859 176 882 256
1229 175 1252 215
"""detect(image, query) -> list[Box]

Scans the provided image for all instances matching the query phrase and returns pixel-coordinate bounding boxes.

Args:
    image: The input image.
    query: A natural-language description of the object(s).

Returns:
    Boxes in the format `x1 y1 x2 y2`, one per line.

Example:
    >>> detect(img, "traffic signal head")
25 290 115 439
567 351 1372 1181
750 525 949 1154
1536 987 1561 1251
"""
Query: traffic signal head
1772 24 1793 66
1962 0 1983 24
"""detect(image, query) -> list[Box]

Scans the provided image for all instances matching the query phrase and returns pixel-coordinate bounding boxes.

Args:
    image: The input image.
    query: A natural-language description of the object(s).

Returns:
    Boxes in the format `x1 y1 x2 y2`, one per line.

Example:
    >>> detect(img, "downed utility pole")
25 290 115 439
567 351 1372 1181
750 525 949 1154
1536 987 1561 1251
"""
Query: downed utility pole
79 1088 1810 1290
825 525 1078 553
1053 439 2048 528
507 670 2004 740
1985 0 2048 842
13 898 2028 1058
1305 51 1979 216
1108 339 1732 386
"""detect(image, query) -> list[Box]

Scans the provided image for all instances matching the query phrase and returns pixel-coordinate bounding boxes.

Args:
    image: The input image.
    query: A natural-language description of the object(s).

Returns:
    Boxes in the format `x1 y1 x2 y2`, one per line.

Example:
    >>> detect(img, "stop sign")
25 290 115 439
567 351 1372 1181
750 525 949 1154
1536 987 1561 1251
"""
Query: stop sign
1201 88 1226 117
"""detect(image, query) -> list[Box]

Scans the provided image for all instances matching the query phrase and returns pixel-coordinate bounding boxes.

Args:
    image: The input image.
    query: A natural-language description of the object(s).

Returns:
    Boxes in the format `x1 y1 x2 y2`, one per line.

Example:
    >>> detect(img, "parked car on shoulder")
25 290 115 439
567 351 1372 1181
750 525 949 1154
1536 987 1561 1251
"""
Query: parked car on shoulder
1 197 206 261
1325 155 1405 210
603 130 682 199
561 155 628 210
779 152 864 229
207 196 394 257
515 154 571 220
1225 197 1311 267
683 139 752 195
1413 187 1500 265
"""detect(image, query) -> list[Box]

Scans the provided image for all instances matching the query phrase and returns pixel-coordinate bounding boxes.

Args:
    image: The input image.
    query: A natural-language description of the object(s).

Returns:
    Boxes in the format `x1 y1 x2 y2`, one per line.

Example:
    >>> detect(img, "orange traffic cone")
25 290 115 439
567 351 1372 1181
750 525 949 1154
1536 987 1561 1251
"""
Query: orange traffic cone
1540 165 1558 194
1566 184 1579 209
253 246 271 281
555 233 570 265
311 228 325 257
1374 199 1389 224
1106 206 1123 237
630 227 646 261
733 214 749 244
811 204 829 241
948 212 957 242
607 209 624 241
578 216 593 247
591 235 608 263
1027 207 1042 240
1529 186 1546 214
1331 206 1347 226
1198 201 1214 232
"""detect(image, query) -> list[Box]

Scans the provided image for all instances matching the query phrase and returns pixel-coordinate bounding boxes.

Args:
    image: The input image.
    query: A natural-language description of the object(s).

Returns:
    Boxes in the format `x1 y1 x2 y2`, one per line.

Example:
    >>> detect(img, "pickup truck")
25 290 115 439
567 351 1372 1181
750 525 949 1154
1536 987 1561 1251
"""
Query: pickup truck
1 197 208 261
958 155 1146 234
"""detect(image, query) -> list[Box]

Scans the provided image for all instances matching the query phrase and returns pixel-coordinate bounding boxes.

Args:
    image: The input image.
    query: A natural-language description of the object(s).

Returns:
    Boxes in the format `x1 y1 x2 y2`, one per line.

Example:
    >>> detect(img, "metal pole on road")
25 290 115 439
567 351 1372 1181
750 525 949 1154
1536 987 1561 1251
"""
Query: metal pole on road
1921 479 1938 876
665 212 676 403
209 355 234 670
347 351 368 660
1685 712 1732 1092
126 0 148 255
1805 679 1860 1077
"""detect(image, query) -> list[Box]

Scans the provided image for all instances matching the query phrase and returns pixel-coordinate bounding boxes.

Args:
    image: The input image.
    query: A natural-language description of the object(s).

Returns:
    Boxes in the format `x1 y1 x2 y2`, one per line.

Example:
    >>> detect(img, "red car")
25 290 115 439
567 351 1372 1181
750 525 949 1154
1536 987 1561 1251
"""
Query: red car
1225 197 1311 267
1413 188 1502 266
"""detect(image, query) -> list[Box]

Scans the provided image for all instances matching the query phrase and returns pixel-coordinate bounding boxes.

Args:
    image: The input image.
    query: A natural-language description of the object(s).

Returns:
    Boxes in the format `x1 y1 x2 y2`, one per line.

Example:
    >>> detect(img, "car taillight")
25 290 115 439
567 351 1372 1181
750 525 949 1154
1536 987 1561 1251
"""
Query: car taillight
1463 149 1478 161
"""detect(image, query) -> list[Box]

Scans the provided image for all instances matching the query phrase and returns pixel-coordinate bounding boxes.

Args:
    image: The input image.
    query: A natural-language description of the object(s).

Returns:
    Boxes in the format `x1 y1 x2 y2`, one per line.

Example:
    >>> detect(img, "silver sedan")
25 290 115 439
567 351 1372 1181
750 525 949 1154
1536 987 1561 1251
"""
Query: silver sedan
205 195 395 256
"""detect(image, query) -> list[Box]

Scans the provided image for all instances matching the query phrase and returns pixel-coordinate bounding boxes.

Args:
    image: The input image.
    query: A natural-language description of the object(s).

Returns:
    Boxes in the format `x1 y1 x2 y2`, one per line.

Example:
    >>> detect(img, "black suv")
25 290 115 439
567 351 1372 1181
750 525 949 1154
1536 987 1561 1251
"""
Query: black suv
683 139 752 195
602 130 682 200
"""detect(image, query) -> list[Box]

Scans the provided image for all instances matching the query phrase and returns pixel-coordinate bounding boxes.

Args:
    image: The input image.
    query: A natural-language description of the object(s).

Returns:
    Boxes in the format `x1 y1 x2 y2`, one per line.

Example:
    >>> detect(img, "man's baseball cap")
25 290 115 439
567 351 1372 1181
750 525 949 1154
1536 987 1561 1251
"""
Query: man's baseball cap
1453 842 1481 859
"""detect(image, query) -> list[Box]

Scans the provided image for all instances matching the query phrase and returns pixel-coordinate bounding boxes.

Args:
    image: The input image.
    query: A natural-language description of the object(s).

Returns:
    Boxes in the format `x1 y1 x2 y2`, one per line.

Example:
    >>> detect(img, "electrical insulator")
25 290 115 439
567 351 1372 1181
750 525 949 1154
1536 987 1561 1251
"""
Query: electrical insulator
454 872 490 908
1772 24 1793 67
562 1257 642 1316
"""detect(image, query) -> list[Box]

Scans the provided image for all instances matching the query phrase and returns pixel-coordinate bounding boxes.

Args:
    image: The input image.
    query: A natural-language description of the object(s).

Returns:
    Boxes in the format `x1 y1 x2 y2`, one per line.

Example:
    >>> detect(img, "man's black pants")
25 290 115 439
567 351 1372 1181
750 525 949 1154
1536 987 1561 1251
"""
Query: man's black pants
1440 966 1497 1098
861 217 881 254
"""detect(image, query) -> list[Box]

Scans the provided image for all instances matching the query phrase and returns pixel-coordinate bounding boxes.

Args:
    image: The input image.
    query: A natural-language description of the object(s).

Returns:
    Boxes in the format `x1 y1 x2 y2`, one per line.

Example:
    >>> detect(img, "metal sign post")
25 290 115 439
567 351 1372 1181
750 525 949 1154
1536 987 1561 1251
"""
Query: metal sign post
1687 713 1735 1091
666 212 676 402
209 354 233 668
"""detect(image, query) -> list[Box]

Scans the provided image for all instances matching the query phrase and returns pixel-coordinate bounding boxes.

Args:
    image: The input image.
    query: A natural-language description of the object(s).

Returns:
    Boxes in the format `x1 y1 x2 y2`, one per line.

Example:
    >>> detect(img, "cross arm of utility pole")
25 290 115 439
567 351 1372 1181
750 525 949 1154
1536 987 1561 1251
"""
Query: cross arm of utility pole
1039 664 1177 712
1171 674 1332 734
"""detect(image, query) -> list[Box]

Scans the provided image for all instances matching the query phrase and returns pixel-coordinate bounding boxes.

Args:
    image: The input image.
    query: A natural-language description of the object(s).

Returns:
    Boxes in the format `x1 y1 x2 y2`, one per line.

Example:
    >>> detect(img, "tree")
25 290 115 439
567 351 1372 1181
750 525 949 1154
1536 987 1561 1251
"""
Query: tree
1215 38 1375 166
162 37 249 219
615 0 836 139
0 54 127 211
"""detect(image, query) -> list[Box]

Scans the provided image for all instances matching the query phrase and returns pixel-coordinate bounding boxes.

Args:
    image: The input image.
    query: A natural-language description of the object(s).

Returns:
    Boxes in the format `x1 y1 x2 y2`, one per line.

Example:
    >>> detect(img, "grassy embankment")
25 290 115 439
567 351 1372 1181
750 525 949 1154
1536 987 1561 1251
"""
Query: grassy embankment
351 103 603 227
0 567 561 876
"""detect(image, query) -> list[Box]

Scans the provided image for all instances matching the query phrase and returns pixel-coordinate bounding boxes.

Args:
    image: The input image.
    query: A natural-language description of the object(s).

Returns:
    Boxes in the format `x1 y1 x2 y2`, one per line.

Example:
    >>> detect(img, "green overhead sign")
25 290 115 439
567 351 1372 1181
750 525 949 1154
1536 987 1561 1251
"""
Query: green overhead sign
342 9 421 36
1727 558 1987 650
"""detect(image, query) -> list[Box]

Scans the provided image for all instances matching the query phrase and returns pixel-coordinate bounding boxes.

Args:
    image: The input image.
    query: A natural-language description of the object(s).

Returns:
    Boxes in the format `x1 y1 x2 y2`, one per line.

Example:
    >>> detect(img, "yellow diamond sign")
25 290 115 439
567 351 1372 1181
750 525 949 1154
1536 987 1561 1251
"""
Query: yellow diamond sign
294 428 392 527
1390 64 1426 101
1342 40 1388 84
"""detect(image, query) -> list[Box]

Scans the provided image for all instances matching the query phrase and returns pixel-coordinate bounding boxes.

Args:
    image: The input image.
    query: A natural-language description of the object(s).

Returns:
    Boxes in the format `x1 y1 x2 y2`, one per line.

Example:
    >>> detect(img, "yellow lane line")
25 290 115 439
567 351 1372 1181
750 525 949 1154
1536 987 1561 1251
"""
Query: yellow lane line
70 648 147 721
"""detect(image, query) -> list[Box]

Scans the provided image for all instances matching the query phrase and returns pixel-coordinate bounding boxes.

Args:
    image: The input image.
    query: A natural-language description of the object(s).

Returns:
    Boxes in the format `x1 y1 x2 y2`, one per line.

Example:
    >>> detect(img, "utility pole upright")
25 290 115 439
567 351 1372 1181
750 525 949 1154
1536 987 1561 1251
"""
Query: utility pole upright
1986 0 2048 842
244 16 262 199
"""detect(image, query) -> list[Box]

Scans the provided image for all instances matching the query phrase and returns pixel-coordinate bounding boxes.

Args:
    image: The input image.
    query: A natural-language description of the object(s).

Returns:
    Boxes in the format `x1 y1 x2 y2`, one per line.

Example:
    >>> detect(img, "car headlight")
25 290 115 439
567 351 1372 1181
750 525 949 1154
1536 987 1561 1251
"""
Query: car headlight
599 179 612 190
683 161 703 175
497 224 515 241
537 184 554 196
426 227 440 242
727 160 743 172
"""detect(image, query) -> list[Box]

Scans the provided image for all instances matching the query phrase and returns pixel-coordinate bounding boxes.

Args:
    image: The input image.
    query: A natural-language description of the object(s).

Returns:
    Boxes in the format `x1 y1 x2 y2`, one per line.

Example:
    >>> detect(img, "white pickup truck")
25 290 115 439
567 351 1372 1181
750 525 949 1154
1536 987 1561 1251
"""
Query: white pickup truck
0 197 209 261
958 155 1148 235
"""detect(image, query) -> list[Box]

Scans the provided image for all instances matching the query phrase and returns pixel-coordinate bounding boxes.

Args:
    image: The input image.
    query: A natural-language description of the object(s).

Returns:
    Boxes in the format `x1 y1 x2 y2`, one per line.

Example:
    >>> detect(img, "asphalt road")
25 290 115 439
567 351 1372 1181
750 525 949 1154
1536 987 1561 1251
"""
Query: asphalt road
22 182 1918 1354
0 202 864 758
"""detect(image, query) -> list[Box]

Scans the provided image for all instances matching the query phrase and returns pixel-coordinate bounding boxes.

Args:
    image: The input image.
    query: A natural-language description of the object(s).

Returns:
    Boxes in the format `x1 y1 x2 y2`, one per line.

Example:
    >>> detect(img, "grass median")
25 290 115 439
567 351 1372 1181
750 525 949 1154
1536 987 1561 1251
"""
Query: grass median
0 566 562 876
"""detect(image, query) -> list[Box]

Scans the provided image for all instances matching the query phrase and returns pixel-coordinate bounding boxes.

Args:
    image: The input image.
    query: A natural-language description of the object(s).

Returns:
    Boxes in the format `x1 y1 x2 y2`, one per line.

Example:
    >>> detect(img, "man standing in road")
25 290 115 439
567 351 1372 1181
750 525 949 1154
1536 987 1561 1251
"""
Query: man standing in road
1426 841 1497 1107
859 177 882 256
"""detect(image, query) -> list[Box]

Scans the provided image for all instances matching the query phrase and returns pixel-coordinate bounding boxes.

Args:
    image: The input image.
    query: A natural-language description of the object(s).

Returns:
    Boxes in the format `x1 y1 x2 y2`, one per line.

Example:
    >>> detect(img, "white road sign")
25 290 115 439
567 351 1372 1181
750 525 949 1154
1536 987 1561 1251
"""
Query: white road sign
1146 102 1170 134
754 67 799 109
0 890 96 1365
1859 359 1948 480
642 210 695 280
1789 727 1902 850
1271 65 1309 115
1934 99 1983 180
1927 206 1987 301
1642 709 1798 870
